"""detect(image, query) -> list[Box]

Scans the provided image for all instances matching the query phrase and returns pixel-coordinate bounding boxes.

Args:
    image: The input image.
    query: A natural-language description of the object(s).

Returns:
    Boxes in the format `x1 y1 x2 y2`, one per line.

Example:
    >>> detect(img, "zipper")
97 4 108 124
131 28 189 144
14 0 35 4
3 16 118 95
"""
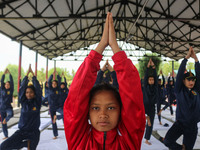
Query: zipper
103 132 107 150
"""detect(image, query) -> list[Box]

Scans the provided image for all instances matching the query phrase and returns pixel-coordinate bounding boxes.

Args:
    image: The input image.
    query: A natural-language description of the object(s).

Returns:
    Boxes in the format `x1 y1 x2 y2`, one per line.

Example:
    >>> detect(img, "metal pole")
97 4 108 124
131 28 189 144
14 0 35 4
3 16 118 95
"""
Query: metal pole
18 41 22 107
35 51 38 77
53 60 56 80
46 57 48 81
172 60 174 77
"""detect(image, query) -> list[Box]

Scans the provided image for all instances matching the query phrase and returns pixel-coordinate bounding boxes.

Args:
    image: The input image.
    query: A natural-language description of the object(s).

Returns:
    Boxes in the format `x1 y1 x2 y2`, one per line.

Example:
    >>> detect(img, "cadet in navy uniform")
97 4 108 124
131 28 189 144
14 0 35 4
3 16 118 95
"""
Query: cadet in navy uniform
0 65 42 150
48 70 61 139
41 81 49 107
164 47 200 150
157 70 169 125
143 58 158 145
58 72 68 110
167 75 176 115
0 68 14 139
95 59 119 89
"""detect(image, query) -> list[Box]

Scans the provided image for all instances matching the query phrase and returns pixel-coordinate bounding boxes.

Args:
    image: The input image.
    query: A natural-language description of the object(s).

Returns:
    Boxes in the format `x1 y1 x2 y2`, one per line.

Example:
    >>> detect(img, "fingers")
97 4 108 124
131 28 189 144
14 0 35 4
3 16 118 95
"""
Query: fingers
94 13 109 54
108 13 121 53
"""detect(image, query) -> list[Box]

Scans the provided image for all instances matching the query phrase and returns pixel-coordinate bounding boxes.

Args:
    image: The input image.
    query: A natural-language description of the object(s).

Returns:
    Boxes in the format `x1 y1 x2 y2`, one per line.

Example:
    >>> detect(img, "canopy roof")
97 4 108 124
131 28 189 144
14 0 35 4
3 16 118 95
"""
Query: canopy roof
0 0 200 60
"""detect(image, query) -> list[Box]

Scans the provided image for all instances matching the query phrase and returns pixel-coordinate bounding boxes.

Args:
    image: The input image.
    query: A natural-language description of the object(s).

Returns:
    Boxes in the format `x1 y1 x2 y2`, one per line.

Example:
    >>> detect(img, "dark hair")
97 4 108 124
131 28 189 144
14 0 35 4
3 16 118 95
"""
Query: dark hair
26 85 36 94
52 80 58 84
89 83 122 107
60 82 65 86
5 81 10 84
148 75 154 79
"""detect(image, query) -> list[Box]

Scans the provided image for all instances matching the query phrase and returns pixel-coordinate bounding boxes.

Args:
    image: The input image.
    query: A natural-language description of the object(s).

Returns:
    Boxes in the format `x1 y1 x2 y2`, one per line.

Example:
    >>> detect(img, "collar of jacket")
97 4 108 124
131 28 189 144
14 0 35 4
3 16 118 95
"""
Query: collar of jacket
92 127 118 145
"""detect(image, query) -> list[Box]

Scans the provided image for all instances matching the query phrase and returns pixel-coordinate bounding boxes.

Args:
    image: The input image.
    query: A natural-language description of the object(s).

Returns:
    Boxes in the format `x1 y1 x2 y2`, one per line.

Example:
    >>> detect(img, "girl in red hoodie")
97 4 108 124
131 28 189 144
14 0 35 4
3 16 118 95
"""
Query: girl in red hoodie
64 12 146 150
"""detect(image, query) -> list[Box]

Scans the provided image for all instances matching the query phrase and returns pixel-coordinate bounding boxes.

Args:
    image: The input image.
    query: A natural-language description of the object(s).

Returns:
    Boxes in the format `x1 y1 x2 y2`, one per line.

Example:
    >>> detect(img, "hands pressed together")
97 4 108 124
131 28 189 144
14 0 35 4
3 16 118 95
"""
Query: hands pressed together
147 58 155 69
26 64 34 76
4 68 10 74
185 46 198 62
101 59 114 72
95 12 121 55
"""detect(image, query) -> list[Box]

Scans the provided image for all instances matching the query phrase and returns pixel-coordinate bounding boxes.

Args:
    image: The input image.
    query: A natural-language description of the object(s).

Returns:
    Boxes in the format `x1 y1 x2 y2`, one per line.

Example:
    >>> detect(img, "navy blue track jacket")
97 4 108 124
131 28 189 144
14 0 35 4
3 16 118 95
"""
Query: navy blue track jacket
18 76 42 131
0 74 14 111
48 74 60 112
175 58 200 127
59 77 68 108
143 67 158 116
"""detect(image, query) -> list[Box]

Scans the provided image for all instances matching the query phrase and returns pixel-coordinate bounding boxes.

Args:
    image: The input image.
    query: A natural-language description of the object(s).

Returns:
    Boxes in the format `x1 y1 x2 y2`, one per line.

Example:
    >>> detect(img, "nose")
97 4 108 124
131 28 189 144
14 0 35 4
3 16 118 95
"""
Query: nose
99 109 108 119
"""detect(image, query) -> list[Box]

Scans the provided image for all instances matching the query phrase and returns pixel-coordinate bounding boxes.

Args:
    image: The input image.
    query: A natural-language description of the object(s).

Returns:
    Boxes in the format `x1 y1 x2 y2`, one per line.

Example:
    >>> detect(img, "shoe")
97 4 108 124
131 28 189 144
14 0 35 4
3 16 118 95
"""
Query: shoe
163 123 169 127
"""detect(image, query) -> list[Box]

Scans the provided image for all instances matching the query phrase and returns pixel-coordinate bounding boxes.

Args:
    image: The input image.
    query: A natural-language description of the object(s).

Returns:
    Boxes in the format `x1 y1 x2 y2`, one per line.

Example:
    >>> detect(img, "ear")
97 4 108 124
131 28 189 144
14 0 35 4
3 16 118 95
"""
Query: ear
183 79 185 85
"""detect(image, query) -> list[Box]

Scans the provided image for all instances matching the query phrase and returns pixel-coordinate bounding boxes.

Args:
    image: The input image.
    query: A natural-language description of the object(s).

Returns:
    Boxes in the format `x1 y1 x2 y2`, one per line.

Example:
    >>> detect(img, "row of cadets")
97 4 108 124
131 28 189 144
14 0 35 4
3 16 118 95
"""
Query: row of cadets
0 68 14 140
0 65 42 150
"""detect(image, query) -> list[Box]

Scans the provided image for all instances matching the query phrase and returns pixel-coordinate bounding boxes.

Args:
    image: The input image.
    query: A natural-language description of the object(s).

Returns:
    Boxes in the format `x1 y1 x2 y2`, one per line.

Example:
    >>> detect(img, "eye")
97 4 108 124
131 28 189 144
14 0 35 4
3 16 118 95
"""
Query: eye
108 107 115 110
92 107 99 110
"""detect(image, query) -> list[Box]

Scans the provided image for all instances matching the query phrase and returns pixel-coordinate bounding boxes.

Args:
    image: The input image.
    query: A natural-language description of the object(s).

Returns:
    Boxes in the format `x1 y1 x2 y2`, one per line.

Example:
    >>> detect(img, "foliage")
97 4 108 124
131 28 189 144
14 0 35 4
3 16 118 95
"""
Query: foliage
138 53 162 78
160 61 180 76
186 62 194 70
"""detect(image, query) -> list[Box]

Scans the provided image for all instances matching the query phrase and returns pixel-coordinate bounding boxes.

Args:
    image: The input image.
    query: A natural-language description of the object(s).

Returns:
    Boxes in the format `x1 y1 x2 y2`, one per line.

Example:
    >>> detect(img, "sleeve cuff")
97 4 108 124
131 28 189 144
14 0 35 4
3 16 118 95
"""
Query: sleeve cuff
112 51 127 64
88 50 102 64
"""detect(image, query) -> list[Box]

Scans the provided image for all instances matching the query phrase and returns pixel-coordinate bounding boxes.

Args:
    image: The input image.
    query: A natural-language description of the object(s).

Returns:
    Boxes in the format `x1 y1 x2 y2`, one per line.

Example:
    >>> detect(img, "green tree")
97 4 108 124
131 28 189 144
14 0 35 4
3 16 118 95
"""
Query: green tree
138 53 162 78
37 68 46 82
160 61 180 77
134 63 139 71
186 62 194 70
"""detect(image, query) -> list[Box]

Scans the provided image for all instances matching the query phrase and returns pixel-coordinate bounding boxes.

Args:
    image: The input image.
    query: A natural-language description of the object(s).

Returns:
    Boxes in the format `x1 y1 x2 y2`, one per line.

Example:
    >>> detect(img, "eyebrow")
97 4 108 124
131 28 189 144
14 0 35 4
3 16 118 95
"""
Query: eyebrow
90 103 118 106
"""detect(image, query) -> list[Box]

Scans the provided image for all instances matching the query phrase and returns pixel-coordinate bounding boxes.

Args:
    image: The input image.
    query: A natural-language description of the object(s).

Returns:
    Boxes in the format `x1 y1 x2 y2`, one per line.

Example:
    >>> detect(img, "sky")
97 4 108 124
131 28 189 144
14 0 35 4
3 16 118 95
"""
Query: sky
0 33 83 73
0 33 200 74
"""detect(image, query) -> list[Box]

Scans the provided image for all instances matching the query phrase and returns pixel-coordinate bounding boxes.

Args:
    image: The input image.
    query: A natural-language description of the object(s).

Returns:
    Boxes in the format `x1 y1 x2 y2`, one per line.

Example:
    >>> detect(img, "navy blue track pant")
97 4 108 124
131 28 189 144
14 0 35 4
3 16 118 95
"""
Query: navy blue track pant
144 110 155 140
0 129 40 150
50 107 63 137
164 121 197 150
0 108 13 137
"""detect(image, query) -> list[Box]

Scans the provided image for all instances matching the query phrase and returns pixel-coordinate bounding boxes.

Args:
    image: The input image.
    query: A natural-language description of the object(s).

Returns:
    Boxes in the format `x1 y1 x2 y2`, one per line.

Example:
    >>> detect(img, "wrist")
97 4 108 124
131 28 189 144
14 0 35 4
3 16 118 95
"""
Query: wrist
185 56 189 59
194 56 198 62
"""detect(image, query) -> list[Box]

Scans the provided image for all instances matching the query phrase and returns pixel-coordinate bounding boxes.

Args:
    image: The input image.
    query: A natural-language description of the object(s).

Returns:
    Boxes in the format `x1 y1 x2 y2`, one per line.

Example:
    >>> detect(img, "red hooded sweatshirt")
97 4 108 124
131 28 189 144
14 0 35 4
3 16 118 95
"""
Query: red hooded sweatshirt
64 50 145 150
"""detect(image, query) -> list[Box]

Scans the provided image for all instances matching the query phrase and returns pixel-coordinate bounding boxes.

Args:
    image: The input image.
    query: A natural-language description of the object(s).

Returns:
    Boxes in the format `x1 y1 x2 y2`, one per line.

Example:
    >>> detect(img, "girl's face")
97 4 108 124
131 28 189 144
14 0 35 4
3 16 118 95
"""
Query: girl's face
89 90 120 132
52 81 58 88
5 82 10 89
26 88 35 100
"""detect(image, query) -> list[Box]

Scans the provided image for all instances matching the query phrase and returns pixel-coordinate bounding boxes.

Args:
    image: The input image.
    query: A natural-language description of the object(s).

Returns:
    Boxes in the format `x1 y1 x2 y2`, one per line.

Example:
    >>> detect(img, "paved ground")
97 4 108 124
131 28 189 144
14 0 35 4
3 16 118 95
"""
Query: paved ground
0 106 200 150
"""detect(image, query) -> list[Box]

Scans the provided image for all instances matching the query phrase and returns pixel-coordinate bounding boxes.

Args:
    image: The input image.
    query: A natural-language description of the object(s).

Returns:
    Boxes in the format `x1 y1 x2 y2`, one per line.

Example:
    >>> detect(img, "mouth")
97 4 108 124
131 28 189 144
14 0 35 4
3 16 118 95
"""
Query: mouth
98 122 109 126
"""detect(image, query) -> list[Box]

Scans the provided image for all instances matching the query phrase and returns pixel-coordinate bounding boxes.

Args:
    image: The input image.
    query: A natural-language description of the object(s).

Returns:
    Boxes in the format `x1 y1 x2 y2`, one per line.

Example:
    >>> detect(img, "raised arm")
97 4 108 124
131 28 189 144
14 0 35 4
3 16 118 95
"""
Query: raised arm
19 76 28 103
113 52 145 147
48 74 53 88
109 13 145 148
195 61 200 92
1 70 6 90
9 74 14 93
174 47 194 93
64 13 109 149
57 74 61 88
190 47 200 92
63 77 68 89
32 76 42 108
